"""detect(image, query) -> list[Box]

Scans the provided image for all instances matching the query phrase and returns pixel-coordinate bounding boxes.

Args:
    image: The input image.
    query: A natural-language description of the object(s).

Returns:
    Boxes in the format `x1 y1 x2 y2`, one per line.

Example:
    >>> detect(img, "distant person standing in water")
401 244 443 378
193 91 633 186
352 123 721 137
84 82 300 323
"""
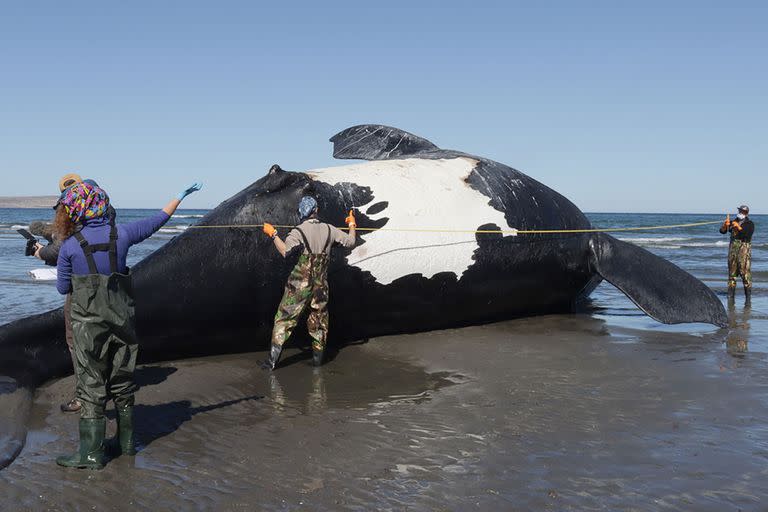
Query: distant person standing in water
54 180 202 469
720 205 754 304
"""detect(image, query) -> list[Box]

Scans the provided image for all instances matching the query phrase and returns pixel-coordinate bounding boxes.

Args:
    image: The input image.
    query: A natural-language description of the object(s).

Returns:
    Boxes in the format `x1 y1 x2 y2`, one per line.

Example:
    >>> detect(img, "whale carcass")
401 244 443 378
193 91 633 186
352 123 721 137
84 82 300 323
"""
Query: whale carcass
0 124 727 388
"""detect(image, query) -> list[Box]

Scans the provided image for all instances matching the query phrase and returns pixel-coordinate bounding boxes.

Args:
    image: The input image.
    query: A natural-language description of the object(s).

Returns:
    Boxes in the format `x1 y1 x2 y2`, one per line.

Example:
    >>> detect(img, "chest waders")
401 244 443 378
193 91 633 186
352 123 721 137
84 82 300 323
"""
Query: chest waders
727 238 752 302
263 225 332 370
57 223 137 470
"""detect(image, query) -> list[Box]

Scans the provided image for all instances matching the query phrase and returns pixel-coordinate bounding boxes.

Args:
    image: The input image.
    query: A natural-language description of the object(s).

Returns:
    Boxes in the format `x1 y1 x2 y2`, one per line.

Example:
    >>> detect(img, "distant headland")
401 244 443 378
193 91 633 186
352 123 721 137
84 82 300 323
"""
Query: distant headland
0 196 58 208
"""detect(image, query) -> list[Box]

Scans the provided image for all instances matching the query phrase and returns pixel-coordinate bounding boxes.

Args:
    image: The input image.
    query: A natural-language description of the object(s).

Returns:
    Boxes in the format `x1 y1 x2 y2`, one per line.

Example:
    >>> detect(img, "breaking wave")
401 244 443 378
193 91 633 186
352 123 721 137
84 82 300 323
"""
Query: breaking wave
619 237 733 249
158 225 189 234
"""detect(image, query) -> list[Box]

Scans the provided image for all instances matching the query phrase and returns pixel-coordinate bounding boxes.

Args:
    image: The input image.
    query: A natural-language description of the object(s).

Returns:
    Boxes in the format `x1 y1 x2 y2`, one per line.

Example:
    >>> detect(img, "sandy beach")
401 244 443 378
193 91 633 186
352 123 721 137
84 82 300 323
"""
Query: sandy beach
1 309 765 511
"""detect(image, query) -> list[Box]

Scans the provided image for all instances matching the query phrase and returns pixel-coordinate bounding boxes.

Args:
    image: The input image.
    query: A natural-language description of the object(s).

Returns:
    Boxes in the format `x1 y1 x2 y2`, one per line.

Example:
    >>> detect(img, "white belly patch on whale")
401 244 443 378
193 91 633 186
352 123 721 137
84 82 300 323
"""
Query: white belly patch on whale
308 157 510 285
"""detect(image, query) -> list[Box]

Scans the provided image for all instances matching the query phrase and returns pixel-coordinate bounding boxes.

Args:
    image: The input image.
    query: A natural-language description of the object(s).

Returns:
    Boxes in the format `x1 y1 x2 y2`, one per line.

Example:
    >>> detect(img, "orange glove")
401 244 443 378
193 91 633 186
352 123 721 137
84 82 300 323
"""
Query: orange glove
732 221 742 232
263 223 277 238
345 209 356 229
724 214 731 227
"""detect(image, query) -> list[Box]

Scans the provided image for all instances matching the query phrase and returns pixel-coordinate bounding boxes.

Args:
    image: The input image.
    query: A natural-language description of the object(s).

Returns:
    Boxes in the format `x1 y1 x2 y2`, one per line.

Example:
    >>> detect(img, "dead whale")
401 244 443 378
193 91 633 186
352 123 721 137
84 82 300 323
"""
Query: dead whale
0 124 727 391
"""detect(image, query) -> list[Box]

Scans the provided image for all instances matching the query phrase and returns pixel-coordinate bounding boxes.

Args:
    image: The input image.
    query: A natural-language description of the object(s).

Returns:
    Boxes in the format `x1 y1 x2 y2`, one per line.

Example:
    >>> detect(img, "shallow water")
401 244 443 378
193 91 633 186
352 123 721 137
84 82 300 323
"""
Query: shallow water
0 208 207 324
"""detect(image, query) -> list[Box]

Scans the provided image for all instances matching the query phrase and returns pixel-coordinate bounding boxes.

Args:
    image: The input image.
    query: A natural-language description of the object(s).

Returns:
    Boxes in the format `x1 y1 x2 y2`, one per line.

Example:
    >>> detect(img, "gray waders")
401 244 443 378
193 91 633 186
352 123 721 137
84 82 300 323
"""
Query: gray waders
57 222 138 470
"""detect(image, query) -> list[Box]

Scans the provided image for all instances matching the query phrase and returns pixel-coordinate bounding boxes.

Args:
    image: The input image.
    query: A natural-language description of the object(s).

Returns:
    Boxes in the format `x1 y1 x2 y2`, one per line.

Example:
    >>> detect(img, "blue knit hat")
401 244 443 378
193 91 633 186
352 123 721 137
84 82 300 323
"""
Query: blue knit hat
298 196 318 220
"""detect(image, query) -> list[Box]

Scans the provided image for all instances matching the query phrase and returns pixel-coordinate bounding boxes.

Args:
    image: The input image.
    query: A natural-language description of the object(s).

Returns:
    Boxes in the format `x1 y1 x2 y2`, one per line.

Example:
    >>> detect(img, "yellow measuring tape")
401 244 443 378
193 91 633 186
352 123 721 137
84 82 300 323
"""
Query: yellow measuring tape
186 220 722 235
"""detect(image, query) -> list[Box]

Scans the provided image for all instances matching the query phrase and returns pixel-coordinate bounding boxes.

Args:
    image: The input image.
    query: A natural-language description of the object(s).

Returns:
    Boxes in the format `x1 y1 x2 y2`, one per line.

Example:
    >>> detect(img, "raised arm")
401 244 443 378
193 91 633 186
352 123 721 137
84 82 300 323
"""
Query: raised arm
719 214 730 234
336 209 357 247
163 182 203 216
124 183 203 246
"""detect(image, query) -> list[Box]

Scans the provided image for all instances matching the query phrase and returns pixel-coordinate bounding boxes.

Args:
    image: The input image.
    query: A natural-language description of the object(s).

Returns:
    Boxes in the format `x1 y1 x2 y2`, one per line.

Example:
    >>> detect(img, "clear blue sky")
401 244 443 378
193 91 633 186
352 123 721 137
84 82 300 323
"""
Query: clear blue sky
1 1 765 213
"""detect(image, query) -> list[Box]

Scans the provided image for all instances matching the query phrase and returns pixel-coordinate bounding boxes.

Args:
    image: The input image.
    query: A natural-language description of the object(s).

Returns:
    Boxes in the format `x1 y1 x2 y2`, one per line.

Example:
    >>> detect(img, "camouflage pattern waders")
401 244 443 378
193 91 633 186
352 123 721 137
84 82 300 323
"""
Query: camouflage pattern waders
266 225 333 369
727 239 752 291
271 252 330 354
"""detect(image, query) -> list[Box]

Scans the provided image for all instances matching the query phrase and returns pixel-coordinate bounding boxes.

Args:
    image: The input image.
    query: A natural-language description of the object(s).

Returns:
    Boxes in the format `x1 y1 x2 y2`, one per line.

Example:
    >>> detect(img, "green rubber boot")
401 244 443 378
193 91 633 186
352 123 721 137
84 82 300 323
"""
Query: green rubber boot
116 405 137 456
56 418 106 469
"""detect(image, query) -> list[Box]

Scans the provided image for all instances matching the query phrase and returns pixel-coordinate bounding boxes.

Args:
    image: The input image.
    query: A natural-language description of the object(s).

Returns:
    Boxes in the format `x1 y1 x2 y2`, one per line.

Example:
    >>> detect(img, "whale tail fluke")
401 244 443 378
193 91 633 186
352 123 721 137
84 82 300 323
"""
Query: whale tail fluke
589 233 728 327
330 125 439 161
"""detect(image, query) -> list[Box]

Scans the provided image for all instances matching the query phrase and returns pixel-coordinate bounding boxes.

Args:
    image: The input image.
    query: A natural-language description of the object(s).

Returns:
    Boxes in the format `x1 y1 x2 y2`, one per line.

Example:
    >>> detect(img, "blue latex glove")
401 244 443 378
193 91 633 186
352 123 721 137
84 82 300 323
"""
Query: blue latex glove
177 182 203 201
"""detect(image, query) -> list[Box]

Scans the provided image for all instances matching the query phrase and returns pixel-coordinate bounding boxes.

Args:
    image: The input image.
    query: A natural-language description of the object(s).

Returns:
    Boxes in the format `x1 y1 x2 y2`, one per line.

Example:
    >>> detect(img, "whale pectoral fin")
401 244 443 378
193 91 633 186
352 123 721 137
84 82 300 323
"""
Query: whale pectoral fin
330 125 439 160
590 233 727 327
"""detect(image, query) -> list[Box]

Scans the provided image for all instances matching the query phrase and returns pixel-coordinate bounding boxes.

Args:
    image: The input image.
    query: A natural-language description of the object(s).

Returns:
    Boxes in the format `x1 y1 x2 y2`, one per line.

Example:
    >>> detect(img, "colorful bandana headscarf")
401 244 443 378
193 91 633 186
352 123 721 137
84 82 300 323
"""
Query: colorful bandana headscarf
61 181 110 224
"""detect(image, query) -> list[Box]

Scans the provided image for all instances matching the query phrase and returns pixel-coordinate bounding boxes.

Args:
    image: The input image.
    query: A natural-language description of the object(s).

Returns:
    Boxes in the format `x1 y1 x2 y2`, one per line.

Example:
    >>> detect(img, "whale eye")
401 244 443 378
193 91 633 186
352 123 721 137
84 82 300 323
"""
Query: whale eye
366 201 389 215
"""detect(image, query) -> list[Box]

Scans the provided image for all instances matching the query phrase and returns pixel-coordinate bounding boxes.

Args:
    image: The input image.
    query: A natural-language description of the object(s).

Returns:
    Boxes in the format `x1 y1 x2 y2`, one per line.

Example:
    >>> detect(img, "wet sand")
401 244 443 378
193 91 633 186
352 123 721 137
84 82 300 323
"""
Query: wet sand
1 313 767 511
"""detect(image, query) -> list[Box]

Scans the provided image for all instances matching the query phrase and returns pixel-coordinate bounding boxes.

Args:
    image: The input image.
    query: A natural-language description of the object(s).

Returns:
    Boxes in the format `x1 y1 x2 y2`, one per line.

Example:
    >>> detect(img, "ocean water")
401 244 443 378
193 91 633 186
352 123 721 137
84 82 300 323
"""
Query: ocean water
0 209 765 348
0 208 207 324
586 213 766 348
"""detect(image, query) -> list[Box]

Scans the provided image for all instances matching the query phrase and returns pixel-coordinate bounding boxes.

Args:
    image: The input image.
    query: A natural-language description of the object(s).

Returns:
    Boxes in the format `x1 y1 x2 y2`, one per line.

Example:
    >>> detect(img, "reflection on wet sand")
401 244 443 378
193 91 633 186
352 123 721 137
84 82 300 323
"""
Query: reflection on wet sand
726 298 752 356
267 369 327 416
263 352 461 416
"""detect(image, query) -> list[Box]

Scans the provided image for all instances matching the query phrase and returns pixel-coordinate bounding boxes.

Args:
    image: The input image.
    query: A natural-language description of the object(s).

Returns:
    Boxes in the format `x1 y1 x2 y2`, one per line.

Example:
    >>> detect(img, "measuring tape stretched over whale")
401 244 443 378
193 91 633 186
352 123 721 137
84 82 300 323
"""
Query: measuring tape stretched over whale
187 220 721 235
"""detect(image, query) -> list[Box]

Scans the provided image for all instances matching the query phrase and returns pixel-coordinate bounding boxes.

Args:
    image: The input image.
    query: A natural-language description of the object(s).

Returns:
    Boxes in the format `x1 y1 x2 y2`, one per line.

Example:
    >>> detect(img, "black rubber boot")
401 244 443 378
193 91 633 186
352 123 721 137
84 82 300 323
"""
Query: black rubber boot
116 405 136 456
745 287 752 307
312 350 324 367
260 344 283 371
56 418 106 469
727 287 736 301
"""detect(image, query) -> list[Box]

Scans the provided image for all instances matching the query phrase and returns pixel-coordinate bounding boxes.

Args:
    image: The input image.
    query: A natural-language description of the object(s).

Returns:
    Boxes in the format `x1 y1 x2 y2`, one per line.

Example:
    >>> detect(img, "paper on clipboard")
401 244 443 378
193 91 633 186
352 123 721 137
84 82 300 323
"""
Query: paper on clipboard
29 268 58 281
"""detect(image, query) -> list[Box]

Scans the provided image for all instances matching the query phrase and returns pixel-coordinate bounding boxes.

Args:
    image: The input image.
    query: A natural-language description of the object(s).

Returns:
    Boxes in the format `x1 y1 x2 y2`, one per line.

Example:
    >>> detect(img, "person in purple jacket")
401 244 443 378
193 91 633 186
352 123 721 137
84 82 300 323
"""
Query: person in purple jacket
54 180 202 470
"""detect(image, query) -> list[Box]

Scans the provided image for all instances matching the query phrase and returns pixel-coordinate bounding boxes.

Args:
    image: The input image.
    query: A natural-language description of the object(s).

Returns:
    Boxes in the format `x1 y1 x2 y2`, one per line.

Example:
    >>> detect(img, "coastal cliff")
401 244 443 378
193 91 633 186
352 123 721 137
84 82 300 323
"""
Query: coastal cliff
0 196 58 208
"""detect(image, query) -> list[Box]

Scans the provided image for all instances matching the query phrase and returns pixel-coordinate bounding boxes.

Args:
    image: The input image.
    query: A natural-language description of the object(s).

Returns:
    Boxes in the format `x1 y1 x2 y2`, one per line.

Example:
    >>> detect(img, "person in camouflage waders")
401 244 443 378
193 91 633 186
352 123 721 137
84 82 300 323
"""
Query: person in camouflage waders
261 196 357 370
54 180 202 469
720 205 755 304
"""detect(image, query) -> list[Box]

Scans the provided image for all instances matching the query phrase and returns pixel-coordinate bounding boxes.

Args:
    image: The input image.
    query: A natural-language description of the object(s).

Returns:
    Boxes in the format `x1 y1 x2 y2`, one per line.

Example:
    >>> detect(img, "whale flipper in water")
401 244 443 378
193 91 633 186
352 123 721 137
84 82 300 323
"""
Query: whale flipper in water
330 125 439 160
590 233 728 327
